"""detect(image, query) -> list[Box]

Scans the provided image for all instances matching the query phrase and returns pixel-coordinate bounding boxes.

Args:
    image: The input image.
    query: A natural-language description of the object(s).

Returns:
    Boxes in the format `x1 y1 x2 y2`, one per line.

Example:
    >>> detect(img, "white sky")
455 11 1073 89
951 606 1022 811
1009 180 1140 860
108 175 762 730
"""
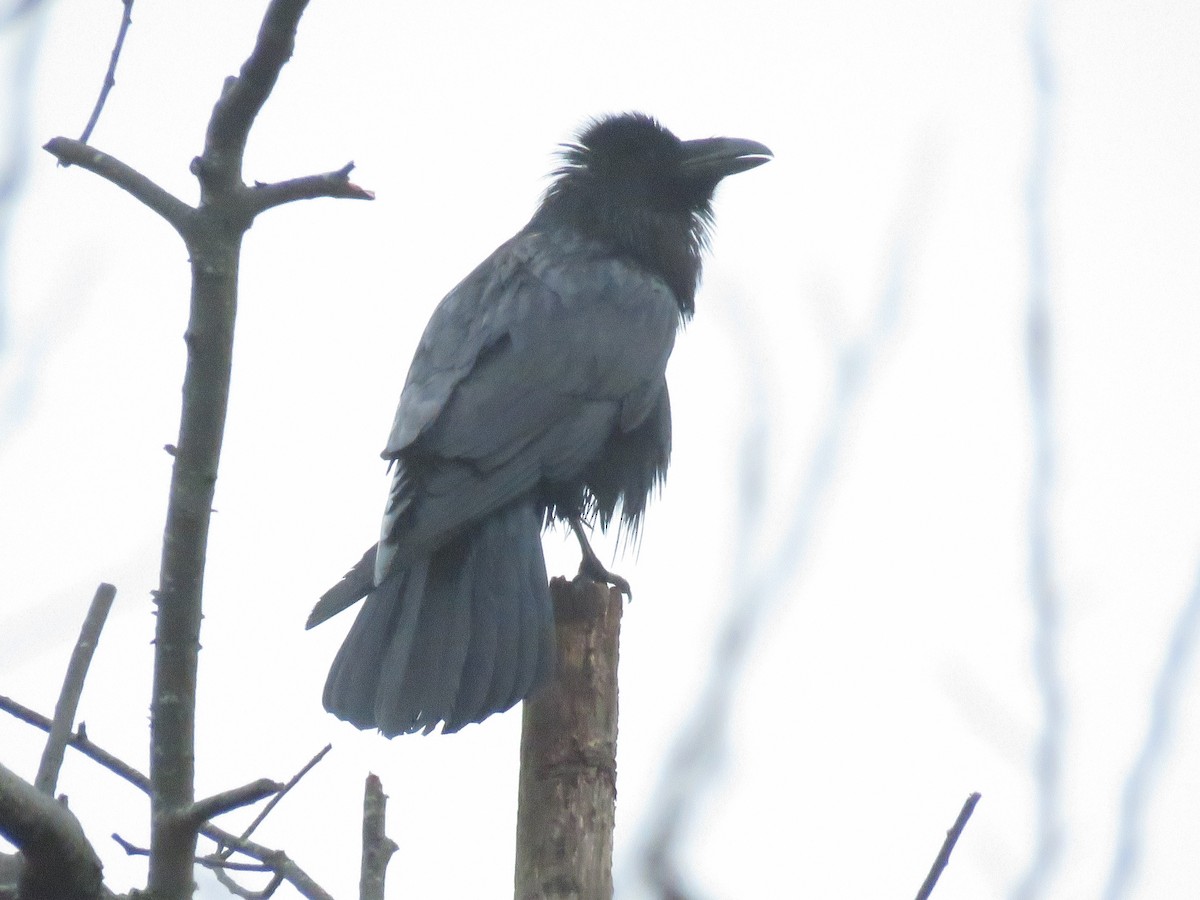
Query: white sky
2 0 1199 897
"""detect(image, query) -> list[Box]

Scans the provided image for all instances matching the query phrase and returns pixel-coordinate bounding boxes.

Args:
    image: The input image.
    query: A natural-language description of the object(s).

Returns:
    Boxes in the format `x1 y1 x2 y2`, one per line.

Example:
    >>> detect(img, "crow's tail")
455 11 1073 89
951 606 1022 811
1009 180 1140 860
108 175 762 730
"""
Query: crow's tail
320 501 555 735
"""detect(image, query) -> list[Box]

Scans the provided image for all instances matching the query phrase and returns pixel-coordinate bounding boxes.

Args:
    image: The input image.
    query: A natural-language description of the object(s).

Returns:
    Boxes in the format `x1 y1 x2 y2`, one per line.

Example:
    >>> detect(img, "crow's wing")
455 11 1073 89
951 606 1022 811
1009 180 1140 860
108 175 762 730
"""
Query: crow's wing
376 228 680 578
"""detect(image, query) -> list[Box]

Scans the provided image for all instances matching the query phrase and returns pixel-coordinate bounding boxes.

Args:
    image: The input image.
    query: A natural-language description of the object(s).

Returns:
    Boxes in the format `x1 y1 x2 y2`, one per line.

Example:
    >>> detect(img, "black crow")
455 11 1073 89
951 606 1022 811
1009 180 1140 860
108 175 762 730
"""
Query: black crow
309 113 770 735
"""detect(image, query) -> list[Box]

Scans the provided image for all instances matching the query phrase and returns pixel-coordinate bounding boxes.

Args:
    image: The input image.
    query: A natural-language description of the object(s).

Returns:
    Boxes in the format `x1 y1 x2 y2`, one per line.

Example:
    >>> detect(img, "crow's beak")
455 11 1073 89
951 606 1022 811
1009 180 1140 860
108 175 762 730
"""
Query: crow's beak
680 136 773 179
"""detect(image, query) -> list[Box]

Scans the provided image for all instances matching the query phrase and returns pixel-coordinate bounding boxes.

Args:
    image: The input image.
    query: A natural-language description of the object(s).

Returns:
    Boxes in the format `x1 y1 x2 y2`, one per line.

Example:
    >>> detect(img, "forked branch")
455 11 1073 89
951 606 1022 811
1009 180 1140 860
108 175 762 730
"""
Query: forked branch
37 1 373 897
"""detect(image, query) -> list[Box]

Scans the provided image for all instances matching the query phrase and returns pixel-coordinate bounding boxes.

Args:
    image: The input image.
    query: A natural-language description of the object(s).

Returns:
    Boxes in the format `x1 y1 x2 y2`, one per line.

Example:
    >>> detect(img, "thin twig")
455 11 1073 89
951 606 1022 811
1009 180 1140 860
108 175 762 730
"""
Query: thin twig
197 856 271 873
34 582 117 796
76 0 134 145
199 830 331 900
360 773 397 900
111 832 145 856
213 867 285 899
1 695 149 790
246 162 375 214
915 793 982 900
114 834 272 872
223 743 331 855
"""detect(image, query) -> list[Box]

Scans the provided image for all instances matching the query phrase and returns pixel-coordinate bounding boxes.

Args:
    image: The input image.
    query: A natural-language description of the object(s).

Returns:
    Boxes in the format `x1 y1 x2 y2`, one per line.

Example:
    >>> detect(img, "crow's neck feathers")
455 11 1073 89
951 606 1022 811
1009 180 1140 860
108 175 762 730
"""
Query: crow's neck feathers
531 114 723 318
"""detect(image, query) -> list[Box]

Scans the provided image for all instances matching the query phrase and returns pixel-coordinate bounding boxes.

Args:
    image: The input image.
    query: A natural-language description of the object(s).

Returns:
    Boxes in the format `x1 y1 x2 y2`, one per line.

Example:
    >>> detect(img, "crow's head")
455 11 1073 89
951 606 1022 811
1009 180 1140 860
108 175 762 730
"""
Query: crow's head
535 113 771 314
556 113 771 215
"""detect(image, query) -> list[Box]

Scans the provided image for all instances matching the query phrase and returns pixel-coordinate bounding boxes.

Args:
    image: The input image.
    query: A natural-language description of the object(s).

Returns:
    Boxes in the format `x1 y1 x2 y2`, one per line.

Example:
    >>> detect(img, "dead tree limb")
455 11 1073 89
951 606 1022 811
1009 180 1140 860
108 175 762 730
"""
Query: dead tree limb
34 583 117 796
182 779 283 829
0 762 105 900
359 774 397 900
515 577 622 900
1 694 335 900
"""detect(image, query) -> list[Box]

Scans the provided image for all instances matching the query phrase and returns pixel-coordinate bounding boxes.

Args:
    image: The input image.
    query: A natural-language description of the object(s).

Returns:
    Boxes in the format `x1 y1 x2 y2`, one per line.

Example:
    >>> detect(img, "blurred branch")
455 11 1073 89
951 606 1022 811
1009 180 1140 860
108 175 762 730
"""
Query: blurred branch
0 0 46 26
1102 560 1200 898
0 0 46 366
76 0 134 145
359 773 397 900
34 583 116 796
0 696 334 900
1012 2 1063 898
0 761 106 900
633 160 924 896
915 793 982 900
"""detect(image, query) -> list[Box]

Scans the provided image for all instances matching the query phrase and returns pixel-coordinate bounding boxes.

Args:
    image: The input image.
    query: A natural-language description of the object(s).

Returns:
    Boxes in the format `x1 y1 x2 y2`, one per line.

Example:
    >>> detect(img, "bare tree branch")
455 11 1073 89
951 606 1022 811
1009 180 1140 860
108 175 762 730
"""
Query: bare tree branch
915 793 982 900
0 761 105 900
0 696 333 900
76 0 134 145
1 696 150 792
246 162 375 215
114 834 271 873
222 743 331 856
34 583 116 796
33 3 370 897
138 3 347 896
182 779 282 828
198 836 332 900
213 866 284 899
360 774 397 900
196 0 310 195
42 138 194 236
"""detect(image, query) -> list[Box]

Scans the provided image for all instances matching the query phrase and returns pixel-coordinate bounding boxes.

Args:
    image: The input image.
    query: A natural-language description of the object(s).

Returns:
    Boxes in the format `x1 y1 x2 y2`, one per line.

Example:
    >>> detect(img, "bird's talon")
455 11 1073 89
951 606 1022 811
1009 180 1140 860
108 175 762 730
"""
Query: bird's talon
570 516 633 598
575 560 632 599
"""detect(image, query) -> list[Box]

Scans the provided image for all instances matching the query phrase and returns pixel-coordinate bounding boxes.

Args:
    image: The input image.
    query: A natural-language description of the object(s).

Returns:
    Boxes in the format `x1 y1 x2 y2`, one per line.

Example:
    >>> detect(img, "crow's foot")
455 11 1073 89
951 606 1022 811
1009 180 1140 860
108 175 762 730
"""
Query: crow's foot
570 518 632 598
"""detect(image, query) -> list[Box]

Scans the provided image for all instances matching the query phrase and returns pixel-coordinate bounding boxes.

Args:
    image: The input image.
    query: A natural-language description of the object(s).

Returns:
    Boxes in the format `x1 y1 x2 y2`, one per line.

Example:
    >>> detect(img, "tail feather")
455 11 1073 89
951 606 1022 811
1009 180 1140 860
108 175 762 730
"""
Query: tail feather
504 523 554 713
442 535 503 733
321 500 555 735
322 562 420 729
307 545 377 629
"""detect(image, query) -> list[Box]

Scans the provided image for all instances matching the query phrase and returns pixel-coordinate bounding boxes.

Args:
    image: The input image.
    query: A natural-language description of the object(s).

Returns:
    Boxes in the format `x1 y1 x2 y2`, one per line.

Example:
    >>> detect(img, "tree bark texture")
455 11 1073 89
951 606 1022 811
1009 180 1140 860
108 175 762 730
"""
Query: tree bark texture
514 577 622 900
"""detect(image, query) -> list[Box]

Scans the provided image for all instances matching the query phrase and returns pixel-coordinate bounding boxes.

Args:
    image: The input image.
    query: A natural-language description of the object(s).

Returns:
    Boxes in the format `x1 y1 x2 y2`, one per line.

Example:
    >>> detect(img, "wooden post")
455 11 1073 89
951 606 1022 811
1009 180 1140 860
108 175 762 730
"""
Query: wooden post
515 577 622 900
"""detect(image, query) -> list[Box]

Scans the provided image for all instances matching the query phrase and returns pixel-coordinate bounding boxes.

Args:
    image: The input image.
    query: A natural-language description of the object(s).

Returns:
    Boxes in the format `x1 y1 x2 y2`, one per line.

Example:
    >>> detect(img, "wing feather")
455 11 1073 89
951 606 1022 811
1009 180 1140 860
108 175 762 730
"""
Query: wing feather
375 229 680 580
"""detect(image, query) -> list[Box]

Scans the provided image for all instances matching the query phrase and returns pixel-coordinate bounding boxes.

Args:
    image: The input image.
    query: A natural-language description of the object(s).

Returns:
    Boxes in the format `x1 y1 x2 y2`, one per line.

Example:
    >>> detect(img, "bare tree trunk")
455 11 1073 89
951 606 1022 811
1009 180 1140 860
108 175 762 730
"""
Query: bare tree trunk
515 577 622 900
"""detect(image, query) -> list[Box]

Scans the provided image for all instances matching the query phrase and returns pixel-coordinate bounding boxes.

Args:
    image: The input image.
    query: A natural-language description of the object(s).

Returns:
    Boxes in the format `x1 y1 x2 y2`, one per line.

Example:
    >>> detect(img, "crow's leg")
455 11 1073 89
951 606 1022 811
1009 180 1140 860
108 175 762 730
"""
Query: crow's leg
569 517 632 598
